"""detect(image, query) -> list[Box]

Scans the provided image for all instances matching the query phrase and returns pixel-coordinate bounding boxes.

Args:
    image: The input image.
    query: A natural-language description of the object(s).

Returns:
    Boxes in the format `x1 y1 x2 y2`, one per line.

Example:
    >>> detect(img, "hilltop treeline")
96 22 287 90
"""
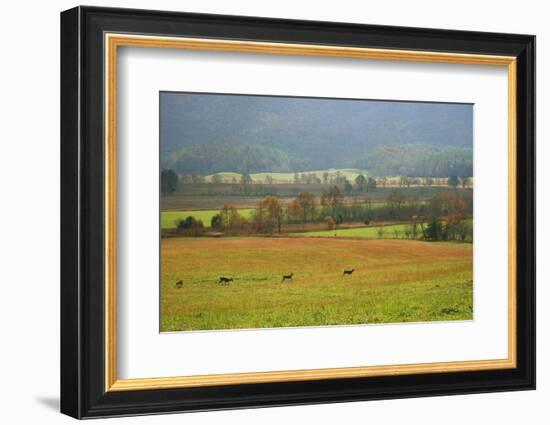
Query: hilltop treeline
162 143 292 175
162 142 472 178
359 144 473 178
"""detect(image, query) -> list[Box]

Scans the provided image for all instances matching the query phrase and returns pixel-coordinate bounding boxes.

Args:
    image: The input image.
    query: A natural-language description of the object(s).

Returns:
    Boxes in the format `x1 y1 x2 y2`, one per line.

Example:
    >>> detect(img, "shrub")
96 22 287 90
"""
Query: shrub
176 216 205 236
324 216 335 230
210 214 223 230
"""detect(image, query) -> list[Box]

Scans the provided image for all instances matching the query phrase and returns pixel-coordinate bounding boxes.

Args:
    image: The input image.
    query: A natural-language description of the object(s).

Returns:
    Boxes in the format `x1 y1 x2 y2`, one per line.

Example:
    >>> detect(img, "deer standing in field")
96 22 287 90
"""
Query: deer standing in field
281 273 294 283
343 268 355 276
175 280 183 288
219 276 233 285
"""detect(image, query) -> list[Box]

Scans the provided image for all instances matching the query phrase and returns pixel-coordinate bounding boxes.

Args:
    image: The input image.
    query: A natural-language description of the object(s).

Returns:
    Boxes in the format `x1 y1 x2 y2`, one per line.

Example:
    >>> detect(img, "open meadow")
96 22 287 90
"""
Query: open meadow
159 92 474 332
205 168 369 184
161 209 255 229
161 237 473 331
296 223 416 239
296 219 473 240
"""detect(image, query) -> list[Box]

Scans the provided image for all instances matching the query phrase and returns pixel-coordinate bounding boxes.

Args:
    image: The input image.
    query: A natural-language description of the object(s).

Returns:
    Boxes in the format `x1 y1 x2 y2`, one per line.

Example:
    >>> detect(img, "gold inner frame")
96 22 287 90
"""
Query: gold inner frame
104 33 517 392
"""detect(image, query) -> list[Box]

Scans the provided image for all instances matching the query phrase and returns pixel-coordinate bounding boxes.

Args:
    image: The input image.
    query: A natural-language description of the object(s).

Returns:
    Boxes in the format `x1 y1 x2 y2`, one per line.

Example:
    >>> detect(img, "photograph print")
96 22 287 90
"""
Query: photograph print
160 92 474 332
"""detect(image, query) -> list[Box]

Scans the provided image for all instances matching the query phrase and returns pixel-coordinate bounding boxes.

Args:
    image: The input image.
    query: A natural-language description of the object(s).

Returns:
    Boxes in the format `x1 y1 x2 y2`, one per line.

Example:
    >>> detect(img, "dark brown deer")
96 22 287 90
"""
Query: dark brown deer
175 280 183 288
281 273 294 283
343 268 355 276
219 276 233 285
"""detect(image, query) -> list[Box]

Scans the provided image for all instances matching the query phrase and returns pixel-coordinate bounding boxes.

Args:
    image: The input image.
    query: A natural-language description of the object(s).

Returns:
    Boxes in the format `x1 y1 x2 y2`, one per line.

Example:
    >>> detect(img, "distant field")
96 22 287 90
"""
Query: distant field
162 186 467 210
161 209 255 229
161 237 473 331
161 194 268 210
206 168 369 184
296 223 418 239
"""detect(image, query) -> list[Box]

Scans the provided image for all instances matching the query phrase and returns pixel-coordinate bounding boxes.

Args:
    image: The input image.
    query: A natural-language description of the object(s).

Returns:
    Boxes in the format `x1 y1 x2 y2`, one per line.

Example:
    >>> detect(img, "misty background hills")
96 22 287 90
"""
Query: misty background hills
160 92 473 177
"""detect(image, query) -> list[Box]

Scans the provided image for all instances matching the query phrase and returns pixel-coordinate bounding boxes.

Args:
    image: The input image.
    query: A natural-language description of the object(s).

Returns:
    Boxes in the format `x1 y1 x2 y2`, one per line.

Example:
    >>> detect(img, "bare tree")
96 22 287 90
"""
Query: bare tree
387 190 407 218
355 174 367 192
220 205 248 233
367 177 377 192
295 192 317 223
321 186 344 216
240 173 253 194
257 195 284 234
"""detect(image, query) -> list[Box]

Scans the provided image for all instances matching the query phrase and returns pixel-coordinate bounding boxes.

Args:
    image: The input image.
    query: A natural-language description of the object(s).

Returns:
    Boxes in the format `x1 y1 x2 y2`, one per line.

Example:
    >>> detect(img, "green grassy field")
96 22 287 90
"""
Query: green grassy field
161 237 473 331
161 209 255 229
296 223 416 239
297 219 473 240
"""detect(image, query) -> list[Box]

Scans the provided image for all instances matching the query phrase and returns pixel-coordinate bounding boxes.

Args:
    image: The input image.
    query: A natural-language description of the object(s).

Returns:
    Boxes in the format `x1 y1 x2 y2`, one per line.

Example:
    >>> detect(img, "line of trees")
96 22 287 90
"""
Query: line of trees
162 167 471 197
200 187 472 237
423 213 472 242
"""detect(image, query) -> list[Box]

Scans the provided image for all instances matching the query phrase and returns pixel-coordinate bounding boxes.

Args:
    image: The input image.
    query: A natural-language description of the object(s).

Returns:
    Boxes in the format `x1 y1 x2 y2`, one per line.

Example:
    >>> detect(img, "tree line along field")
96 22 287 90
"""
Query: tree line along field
161 204 396 230
161 209 439 240
296 223 420 239
160 184 473 243
199 169 472 186
161 182 470 211
161 237 473 331
204 169 369 184
296 219 473 239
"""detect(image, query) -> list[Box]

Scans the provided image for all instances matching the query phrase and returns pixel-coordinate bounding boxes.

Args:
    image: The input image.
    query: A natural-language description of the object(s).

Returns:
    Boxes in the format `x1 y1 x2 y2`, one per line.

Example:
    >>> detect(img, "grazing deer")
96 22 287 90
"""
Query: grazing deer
175 280 183 288
281 273 294 283
343 268 355 276
219 276 233 285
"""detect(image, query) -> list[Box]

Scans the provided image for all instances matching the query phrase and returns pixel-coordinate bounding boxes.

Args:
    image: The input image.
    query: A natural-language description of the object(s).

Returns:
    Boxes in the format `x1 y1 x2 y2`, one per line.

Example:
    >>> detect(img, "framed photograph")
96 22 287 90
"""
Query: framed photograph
60 6 535 419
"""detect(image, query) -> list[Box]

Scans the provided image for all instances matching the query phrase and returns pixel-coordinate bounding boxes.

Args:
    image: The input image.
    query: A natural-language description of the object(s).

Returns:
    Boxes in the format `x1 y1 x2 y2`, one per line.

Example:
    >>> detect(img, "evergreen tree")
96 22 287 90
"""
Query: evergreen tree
161 169 178 194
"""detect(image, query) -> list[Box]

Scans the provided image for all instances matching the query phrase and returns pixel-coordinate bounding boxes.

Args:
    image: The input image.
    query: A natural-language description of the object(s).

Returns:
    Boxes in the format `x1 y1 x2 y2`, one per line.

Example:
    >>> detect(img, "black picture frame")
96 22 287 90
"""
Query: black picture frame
61 5 535 419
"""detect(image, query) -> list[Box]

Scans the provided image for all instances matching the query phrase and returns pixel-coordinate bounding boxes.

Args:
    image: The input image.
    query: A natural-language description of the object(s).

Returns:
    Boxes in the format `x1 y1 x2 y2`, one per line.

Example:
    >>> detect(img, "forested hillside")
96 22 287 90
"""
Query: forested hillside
163 142 472 178
359 144 473 177
160 92 473 175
